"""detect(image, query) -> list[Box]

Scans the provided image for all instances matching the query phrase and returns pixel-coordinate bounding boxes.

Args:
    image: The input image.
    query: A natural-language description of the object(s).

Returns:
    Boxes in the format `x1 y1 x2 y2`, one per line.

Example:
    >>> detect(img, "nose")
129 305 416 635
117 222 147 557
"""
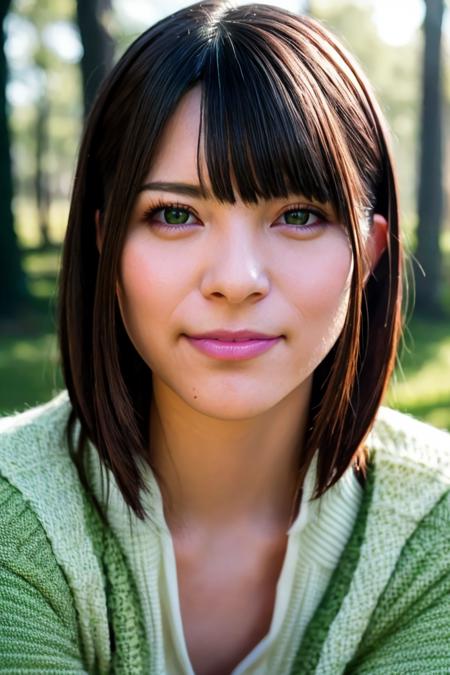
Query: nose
200 226 270 304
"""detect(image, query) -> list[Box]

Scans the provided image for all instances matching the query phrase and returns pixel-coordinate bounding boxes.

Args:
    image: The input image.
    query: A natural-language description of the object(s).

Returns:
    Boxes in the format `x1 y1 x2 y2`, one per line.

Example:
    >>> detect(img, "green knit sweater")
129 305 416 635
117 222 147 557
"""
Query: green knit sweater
0 392 449 674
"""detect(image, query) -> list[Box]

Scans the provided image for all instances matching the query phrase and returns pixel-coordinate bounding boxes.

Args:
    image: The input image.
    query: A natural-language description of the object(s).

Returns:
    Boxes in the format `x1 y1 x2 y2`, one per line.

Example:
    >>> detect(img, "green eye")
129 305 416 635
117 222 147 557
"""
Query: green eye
284 210 310 226
163 207 190 224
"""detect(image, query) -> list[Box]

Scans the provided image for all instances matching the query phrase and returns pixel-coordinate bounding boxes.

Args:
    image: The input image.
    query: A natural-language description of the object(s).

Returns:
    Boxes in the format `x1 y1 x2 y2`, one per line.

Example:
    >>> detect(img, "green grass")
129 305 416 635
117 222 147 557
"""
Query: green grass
387 319 450 430
0 247 63 415
1 248 449 431
0 333 62 414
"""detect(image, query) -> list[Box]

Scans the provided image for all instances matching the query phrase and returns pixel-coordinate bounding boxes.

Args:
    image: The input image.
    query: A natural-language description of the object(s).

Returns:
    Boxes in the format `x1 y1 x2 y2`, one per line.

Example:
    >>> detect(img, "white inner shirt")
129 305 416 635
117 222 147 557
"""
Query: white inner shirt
88 449 363 674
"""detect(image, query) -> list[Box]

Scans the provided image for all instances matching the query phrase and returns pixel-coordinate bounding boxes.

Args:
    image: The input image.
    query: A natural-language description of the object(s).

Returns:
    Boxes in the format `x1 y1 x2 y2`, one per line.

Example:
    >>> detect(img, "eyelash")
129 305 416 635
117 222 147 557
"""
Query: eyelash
141 200 328 233
141 200 199 232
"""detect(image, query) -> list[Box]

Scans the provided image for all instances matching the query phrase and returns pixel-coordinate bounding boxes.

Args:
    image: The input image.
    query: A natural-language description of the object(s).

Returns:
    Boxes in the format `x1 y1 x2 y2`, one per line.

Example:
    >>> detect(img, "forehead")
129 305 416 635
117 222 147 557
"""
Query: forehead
146 85 204 184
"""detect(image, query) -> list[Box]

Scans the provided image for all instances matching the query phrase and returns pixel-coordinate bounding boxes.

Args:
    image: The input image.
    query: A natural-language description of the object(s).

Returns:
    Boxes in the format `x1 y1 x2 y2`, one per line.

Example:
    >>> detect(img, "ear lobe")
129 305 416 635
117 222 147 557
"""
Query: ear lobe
95 209 103 253
364 213 388 283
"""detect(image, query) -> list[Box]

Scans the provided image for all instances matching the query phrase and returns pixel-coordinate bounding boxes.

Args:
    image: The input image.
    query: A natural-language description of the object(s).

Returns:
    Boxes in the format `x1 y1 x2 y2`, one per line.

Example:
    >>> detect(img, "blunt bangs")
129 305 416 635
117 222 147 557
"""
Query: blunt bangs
198 8 381 227
98 3 379 220
199 29 334 206
173 5 379 220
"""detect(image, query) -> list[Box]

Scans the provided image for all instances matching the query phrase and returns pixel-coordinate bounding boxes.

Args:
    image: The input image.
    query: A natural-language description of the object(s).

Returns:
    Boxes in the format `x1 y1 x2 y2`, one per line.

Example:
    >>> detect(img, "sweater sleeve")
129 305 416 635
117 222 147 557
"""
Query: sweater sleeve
0 476 88 673
346 488 450 674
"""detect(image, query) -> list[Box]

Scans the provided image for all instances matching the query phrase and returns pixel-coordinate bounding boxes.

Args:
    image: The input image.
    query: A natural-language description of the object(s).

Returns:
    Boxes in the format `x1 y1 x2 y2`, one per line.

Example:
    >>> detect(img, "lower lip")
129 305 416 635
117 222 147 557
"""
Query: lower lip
185 336 282 361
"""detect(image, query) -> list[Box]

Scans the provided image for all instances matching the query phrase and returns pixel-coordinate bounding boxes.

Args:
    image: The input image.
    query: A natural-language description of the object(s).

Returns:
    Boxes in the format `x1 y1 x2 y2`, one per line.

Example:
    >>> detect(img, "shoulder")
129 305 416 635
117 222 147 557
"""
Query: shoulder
366 404 450 566
364 407 450 542
0 391 75 498
0 468 76 596
0 390 72 454
365 404 450 558
0 483 89 671
363 408 450 639
0 395 88 669
0 394 113 672
368 406 450 479
366 407 450 508
0 391 83 538
309 411 450 672
346 413 450 672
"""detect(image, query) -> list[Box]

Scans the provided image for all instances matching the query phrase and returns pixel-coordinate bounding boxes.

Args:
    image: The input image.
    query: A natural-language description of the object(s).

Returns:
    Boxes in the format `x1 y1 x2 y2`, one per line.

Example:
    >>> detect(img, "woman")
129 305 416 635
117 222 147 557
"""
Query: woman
1 2 449 673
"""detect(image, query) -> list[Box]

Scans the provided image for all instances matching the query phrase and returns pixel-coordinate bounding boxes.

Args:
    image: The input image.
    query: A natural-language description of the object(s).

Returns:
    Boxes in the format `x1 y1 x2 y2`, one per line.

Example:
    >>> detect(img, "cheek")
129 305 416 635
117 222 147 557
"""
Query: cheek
279 229 353 373
284 230 353 321
116 234 186 359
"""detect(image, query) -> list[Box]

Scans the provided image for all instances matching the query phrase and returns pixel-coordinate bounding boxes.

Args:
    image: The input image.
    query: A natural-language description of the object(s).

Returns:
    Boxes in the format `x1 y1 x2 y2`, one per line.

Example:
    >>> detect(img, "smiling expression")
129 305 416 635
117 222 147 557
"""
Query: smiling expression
115 85 354 420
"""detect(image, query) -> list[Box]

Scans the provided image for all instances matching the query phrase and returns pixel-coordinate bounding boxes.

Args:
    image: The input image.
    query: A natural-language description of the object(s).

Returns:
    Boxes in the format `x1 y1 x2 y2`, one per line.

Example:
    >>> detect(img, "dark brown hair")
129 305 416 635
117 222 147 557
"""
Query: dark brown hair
59 0 402 518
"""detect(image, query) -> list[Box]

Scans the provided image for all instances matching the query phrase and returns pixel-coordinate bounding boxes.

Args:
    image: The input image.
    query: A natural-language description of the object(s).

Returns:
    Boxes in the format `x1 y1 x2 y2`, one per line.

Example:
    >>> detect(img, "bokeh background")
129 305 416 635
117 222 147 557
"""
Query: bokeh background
1 0 449 429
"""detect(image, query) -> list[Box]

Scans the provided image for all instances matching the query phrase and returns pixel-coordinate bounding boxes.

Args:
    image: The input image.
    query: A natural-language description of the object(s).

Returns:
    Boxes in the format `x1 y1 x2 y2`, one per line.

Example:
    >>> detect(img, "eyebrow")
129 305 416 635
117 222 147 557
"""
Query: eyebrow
138 181 211 199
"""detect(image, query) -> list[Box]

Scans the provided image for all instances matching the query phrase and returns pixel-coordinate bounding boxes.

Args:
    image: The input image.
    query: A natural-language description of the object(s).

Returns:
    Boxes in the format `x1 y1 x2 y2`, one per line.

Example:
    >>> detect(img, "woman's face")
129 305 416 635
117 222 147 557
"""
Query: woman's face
116 85 354 420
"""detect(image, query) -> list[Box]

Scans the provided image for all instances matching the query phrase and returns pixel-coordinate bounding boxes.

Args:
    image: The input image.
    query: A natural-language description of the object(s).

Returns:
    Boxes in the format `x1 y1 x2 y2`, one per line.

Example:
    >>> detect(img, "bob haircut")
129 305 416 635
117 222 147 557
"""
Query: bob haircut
59 0 402 518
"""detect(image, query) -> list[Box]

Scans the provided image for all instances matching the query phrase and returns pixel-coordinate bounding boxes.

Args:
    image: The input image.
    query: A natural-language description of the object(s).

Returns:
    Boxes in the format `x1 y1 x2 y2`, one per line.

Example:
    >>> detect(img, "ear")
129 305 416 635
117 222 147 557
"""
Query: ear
95 209 103 253
364 213 388 283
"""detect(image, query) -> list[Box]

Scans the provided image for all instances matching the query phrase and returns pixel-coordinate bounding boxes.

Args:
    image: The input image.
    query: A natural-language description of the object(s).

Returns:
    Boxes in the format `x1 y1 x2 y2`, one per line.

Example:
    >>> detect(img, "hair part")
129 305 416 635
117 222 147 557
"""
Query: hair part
59 0 402 518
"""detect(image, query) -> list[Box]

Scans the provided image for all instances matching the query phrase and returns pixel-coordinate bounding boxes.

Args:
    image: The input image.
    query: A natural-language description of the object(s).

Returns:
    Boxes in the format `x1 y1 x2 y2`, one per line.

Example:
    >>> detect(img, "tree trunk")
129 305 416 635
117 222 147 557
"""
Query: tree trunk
76 0 114 117
415 0 445 317
0 0 28 318
35 89 51 248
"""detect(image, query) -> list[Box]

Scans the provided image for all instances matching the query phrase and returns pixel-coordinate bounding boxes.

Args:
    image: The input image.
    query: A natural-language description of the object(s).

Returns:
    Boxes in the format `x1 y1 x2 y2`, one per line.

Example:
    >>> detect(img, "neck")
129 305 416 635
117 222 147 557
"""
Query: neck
149 377 312 532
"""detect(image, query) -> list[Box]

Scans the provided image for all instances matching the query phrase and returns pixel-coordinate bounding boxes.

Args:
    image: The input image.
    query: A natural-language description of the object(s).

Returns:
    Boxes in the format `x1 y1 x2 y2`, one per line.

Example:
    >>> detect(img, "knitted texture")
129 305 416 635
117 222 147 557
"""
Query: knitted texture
87 439 363 675
0 394 449 674
294 408 450 675
0 393 148 673
84 496 150 673
0 479 84 673
347 489 450 673
291 458 376 675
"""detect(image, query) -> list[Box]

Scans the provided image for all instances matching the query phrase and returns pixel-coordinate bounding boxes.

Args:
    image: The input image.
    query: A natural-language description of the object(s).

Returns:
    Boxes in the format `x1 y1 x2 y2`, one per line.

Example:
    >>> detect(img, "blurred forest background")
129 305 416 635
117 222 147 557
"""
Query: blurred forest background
0 0 449 429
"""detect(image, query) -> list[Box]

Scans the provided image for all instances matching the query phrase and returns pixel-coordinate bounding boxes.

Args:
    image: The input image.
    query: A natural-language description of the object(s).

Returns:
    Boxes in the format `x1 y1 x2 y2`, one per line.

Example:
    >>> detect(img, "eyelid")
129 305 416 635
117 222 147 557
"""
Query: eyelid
139 198 332 228
141 200 201 224
279 203 329 219
273 203 330 228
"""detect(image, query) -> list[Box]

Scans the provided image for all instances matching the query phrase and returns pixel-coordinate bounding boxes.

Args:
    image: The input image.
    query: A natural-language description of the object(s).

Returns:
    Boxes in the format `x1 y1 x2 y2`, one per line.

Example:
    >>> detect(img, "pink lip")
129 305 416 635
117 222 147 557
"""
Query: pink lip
185 333 283 361
189 330 279 340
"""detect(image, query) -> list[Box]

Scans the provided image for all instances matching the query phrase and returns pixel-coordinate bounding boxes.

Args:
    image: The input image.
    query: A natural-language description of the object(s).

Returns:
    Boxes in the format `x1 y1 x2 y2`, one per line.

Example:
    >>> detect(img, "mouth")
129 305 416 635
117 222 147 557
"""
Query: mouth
183 331 283 361
187 329 282 341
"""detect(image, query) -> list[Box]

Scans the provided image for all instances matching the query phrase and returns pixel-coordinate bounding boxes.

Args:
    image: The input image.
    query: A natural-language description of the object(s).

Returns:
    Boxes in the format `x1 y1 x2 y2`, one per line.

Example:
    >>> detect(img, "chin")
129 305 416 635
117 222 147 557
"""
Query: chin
191 399 279 421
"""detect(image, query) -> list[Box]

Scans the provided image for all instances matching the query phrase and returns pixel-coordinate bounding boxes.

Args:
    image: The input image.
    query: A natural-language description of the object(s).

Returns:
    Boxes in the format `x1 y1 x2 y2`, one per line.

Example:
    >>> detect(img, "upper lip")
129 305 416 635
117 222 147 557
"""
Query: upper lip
187 330 281 341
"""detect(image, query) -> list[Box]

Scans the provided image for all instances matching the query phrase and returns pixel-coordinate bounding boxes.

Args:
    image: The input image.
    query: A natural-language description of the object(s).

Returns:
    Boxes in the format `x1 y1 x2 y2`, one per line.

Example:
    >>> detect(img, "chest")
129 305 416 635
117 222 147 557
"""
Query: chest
173 532 288 675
